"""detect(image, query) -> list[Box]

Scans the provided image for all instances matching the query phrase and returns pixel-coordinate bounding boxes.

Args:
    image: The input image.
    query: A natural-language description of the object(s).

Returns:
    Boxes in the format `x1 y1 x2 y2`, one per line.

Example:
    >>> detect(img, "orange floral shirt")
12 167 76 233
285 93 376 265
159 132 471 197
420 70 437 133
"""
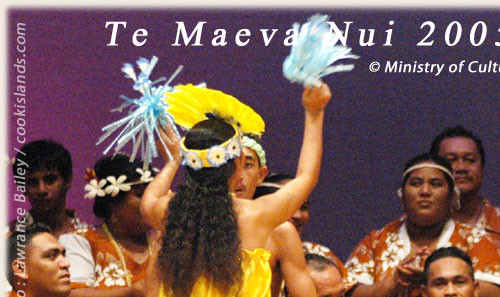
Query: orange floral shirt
469 199 500 235
59 224 151 289
344 217 500 296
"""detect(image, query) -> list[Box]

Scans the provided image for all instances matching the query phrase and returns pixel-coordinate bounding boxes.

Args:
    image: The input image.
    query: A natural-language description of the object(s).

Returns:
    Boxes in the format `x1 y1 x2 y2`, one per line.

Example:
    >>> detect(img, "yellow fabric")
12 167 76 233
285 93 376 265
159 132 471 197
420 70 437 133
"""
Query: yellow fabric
159 248 271 297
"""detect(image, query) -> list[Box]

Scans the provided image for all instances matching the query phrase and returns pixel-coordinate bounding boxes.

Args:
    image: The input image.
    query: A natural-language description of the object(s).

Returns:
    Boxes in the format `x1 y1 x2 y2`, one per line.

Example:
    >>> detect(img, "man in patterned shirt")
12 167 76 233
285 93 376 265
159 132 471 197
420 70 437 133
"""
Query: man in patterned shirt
344 153 500 297
430 125 500 234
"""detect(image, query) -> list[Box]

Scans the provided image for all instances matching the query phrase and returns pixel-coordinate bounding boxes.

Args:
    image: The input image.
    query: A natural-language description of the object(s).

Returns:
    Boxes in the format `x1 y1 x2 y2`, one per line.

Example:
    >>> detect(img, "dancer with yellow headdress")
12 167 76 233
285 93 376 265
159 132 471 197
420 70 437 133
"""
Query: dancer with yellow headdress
140 80 331 297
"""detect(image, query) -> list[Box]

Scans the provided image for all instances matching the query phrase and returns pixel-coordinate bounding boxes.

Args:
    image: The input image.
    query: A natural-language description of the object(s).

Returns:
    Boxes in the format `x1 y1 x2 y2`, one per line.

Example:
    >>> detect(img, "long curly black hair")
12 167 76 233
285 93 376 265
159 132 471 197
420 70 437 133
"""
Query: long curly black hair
159 117 242 297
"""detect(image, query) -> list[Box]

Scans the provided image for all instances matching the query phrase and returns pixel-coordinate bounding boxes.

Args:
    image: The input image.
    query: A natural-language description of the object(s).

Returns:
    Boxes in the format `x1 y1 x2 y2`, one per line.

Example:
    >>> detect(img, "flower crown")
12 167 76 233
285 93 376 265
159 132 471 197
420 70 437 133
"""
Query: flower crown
84 168 154 199
164 84 265 171
180 123 242 170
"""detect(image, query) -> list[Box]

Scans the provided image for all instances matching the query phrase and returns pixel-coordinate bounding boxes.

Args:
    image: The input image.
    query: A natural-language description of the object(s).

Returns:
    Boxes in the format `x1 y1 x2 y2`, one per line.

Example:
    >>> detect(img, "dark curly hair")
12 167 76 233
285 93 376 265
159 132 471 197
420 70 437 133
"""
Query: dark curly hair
92 154 154 219
159 118 242 297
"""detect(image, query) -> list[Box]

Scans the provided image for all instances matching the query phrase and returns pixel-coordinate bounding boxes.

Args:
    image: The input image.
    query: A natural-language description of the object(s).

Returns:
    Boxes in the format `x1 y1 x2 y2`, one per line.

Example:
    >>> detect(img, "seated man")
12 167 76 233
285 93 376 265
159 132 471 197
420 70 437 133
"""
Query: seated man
345 153 500 297
430 125 500 233
7 223 71 297
306 254 346 297
421 246 479 297
232 135 316 297
10 139 88 237
256 173 350 290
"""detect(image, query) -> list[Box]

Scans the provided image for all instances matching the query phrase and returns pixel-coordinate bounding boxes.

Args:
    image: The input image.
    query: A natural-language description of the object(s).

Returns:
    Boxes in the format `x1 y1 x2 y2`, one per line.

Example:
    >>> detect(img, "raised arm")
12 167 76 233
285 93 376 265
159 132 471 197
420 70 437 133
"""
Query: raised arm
272 222 316 297
140 125 181 230
253 83 331 230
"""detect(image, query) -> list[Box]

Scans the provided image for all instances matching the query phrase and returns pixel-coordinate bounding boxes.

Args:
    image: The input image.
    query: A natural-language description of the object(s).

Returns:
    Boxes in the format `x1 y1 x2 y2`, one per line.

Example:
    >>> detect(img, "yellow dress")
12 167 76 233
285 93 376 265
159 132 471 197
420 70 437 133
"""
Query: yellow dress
159 248 271 297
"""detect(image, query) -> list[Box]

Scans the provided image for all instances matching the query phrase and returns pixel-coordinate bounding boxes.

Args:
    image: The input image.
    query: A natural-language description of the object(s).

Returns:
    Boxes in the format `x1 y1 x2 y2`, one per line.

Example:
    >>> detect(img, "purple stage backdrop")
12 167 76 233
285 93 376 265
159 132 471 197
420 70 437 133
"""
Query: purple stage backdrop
7 8 500 261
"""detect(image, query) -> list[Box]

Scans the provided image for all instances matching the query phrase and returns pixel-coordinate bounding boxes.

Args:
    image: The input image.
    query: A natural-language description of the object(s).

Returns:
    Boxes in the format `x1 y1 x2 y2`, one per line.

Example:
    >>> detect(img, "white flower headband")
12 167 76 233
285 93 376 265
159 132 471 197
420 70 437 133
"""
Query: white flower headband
84 168 154 199
180 123 242 170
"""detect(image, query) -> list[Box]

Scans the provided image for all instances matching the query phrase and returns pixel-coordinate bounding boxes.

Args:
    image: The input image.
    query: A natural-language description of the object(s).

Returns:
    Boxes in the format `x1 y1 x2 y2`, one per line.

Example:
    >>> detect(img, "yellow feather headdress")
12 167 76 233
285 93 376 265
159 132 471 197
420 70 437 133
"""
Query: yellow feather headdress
164 84 265 170
165 84 265 136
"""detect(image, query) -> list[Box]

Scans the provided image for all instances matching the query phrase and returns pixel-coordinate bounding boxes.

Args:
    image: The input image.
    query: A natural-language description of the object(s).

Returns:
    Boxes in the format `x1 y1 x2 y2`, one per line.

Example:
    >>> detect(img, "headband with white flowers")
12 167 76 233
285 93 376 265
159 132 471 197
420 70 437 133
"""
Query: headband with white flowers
164 84 265 171
180 123 242 170
84 168 154 199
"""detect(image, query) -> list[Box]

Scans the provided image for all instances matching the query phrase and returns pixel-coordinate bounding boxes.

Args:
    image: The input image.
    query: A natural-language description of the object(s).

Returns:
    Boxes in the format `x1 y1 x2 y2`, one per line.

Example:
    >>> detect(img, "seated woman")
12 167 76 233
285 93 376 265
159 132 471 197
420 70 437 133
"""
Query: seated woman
344 153 500 297
141 83 331 297
59 154 155 297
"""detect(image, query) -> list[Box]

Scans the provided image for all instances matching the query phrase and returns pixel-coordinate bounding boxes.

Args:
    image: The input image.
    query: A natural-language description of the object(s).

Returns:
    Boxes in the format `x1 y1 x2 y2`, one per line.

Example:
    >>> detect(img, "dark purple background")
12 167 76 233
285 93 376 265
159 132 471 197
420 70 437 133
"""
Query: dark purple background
7 8 500 261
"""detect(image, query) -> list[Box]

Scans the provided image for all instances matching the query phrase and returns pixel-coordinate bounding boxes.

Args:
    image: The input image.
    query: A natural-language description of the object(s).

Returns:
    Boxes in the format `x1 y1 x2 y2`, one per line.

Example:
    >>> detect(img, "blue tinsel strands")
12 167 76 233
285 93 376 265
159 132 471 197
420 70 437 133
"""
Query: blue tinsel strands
97 56 182 169
283 14 360 87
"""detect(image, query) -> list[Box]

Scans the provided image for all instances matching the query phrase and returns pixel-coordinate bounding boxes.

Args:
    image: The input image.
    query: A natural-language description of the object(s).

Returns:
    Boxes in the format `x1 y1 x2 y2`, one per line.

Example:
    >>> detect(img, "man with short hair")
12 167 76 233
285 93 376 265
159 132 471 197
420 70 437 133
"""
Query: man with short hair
10 139 88 237
422 247 479 297
306 254 345 297
231 134 316 297
7 223 71 297
430 125 500 232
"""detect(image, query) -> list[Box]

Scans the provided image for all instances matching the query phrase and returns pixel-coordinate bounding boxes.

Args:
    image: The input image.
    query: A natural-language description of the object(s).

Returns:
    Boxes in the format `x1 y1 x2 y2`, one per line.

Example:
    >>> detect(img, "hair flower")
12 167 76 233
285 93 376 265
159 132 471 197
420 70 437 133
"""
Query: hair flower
136 168 154 183
207 145 228 167
84 179 107 199
182 151 203 170
226 137 242 159
84 168 97 182
104 175 131 197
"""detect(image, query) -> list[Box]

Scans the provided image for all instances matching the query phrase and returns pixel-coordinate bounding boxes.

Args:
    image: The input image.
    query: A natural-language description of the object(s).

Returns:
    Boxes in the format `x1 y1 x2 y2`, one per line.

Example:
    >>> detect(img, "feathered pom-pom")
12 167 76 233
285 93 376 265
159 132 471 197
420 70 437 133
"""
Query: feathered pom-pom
97 56 182 169
283 14 359 87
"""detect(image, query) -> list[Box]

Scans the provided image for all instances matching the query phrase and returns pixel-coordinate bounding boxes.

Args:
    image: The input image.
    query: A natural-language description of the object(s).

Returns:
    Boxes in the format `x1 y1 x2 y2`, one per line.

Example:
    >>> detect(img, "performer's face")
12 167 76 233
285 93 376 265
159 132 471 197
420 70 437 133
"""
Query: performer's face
403 165 451 226
437 137 483 198
230 147 267 200
423 257 478 297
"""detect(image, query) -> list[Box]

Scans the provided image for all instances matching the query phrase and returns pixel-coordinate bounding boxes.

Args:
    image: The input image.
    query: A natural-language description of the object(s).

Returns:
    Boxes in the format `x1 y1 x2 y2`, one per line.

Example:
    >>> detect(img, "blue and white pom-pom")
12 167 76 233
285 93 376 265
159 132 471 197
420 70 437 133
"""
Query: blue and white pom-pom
96 56 181 168
283 14 359 87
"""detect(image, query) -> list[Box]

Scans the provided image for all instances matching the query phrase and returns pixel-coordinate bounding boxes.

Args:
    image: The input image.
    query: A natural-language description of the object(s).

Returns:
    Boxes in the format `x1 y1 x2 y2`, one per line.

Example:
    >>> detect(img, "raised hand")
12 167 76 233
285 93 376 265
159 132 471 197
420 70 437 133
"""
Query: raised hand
157 124 182 164
302 82 332 113
392 247 430 287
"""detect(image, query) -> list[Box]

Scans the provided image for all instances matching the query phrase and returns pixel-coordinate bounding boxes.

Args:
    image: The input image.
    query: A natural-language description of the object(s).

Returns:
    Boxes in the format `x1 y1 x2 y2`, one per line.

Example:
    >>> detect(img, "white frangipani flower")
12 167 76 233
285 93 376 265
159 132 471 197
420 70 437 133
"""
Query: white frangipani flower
104 175 131 197
84 179 107 199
